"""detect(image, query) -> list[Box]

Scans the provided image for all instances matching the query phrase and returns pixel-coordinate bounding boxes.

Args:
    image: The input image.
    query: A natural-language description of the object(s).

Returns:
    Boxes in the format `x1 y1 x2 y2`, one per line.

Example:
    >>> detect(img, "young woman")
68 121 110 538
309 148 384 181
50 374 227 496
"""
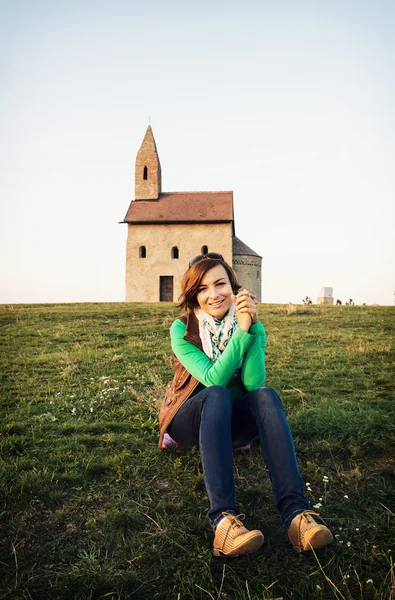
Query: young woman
158 253 333 557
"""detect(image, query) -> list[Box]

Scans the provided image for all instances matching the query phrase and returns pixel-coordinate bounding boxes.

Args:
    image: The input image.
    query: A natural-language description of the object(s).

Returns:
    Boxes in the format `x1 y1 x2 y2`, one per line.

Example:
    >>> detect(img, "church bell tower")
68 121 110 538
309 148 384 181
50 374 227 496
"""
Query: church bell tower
134 125 162 200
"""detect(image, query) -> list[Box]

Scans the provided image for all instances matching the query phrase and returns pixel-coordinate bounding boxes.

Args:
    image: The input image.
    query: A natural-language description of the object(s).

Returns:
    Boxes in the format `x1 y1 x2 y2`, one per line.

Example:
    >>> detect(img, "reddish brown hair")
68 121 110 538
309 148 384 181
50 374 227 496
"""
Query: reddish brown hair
178 258 241 311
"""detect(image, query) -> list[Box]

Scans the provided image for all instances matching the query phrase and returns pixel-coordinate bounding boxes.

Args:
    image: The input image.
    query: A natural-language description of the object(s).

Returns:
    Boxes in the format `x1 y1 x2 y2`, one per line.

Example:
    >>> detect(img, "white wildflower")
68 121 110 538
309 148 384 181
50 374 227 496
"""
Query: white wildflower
90 407 93 413
305 482 311 486
346 541 351 547
313 502 322 509
355 527 359 531
366 579 373 584
319 497 323 501
344 495 349 499
71 408 76 415
316 584 322 590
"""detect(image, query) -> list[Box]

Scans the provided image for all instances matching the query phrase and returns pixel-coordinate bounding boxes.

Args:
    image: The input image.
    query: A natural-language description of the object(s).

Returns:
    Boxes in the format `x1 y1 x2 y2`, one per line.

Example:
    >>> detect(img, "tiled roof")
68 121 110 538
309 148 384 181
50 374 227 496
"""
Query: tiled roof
123 191 234 223
232 236 262 258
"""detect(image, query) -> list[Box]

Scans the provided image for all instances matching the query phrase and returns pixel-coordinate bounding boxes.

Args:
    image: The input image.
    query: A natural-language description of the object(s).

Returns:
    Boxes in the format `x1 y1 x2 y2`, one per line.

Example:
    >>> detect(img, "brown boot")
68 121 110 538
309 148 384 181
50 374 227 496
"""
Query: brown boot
288 511 333 552
213 513 264 557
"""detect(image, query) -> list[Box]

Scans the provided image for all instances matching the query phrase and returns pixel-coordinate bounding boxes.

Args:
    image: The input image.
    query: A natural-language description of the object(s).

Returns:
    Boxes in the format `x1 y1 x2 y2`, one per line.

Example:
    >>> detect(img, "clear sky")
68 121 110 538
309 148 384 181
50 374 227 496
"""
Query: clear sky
1 0 394 305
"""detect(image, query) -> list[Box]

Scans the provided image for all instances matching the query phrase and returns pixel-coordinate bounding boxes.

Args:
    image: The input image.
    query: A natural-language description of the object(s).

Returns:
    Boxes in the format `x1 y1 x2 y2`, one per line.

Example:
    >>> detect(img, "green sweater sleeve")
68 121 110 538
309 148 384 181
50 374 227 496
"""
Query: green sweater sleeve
170 319 256 387
241 321 267 391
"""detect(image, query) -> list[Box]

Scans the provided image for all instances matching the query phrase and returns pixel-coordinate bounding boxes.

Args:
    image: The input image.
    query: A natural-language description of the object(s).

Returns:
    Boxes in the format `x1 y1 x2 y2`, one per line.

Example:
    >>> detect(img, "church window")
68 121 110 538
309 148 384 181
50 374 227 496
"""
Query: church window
143 166 148 180
139 245 146 258
257 270 259 278
171 246 179 259
201 245 208 255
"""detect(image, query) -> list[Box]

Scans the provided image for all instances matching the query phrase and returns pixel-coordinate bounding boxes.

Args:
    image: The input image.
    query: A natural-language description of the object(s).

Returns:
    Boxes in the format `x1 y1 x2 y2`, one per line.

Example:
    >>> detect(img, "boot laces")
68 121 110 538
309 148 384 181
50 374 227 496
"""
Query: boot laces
222 512 246 529
300 510 320 523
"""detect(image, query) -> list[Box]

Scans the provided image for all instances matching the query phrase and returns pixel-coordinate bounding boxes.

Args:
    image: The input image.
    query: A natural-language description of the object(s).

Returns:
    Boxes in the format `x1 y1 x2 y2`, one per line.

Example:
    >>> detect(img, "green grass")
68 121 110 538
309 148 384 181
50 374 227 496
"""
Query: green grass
0 302 394 600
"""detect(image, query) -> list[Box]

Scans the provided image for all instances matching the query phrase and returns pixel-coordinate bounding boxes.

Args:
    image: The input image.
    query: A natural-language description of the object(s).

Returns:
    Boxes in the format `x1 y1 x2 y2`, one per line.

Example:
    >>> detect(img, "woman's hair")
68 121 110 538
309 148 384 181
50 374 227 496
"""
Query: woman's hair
178 258 241 311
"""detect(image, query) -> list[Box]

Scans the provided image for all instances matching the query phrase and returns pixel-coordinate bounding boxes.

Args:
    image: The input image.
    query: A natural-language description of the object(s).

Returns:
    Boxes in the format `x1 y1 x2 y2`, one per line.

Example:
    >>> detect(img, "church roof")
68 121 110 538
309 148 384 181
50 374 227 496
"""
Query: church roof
123 191 234 223
232 236 262 258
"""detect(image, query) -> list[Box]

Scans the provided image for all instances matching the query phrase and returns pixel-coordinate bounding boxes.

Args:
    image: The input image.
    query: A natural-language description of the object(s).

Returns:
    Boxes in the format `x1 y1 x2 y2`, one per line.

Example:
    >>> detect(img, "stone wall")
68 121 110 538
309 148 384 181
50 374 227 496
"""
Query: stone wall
125 222 233 302
233 255 262 302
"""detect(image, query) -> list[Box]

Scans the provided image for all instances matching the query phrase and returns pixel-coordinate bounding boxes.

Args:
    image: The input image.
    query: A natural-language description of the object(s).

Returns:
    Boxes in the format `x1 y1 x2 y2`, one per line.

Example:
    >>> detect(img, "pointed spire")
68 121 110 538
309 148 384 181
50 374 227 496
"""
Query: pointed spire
135 125 162 200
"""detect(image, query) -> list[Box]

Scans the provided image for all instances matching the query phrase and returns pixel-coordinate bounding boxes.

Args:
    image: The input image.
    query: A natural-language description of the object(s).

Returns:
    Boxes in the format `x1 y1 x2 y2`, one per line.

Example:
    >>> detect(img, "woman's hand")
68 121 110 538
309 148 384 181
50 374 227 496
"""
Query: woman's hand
233 289 259 331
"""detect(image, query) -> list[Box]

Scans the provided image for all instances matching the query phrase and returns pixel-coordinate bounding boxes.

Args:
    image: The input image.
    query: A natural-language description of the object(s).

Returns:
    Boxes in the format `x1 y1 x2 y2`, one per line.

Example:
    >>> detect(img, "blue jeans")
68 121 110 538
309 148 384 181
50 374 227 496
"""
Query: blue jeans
167 385 310 528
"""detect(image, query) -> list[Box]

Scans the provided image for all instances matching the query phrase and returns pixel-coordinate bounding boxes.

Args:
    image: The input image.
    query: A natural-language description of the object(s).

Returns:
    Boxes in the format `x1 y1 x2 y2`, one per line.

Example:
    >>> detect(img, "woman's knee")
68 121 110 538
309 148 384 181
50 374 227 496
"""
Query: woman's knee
248 386 284 415
206 385 232 399
202 385 232 415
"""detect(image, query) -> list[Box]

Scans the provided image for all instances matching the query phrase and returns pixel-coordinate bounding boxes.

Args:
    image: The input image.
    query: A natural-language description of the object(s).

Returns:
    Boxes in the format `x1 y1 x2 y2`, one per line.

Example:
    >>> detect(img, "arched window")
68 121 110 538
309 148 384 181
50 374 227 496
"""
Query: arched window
171 246 179 259
201 245 208 255
143 166 148 180
257 270 260 279
139 245 146 258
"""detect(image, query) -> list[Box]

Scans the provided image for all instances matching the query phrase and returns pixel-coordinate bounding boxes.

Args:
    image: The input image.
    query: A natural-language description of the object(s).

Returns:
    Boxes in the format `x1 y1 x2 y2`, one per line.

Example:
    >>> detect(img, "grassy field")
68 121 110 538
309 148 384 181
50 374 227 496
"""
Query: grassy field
0 302 394 600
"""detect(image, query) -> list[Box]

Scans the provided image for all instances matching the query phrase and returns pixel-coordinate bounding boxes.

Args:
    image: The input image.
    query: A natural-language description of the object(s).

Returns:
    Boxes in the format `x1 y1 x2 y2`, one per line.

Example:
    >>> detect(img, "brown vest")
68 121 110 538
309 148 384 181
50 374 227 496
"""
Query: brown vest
158 311 203 448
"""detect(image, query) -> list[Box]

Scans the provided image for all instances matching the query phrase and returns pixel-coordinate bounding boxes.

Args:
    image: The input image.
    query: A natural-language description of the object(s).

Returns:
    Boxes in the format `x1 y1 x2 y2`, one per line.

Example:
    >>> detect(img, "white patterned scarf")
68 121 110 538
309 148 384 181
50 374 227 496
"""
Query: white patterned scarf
194 303 238 363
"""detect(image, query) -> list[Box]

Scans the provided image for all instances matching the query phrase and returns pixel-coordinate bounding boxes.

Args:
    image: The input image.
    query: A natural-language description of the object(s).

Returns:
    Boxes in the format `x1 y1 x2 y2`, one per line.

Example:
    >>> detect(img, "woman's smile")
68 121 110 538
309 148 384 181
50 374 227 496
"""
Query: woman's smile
209 299 224 307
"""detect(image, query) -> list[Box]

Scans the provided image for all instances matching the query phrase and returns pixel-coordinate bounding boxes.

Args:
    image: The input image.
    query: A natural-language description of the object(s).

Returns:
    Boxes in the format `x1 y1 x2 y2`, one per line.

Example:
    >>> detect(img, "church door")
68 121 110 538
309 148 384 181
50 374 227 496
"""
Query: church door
159 276 174 302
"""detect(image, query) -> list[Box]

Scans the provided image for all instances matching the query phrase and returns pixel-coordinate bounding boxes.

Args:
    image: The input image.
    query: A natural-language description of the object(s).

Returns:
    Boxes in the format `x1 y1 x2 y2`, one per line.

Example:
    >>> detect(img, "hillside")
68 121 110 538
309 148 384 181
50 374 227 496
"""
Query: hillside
0 303 394 599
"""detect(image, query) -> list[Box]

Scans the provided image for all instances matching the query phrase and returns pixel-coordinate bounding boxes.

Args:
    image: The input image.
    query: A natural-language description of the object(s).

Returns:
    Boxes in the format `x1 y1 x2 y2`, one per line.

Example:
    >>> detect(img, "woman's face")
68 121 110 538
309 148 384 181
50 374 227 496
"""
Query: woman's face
196 264 234 319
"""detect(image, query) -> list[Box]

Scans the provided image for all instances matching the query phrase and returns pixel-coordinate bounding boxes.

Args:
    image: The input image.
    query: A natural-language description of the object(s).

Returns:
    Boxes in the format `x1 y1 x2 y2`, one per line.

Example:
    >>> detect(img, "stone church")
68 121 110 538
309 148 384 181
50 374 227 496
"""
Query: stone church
122 126 262 303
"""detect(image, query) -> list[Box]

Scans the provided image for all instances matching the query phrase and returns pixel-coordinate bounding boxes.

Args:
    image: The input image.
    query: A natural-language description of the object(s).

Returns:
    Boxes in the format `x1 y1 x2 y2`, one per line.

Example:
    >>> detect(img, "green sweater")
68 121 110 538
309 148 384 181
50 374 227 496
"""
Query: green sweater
170 320 267 400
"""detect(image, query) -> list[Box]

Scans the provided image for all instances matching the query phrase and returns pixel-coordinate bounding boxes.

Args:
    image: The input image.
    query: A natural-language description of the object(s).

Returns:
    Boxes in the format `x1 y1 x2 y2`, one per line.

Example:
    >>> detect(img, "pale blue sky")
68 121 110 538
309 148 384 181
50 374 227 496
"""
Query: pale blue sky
1 0 394 305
